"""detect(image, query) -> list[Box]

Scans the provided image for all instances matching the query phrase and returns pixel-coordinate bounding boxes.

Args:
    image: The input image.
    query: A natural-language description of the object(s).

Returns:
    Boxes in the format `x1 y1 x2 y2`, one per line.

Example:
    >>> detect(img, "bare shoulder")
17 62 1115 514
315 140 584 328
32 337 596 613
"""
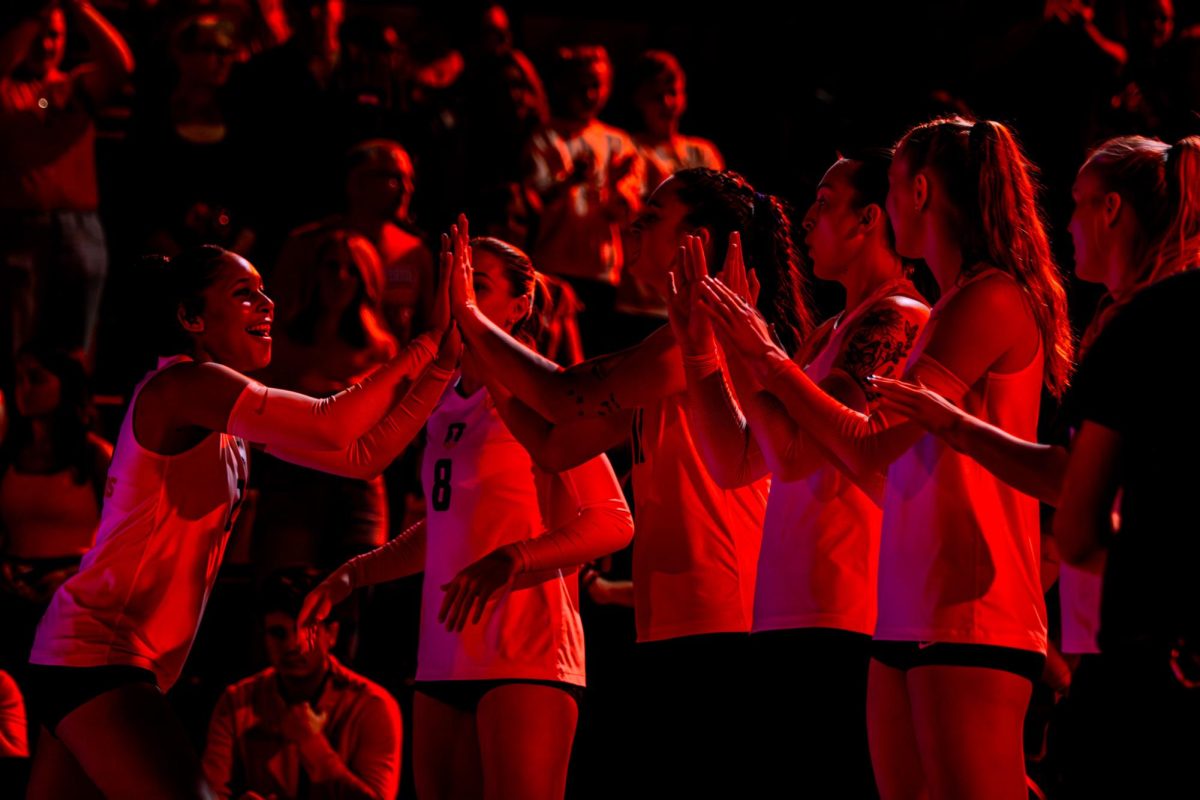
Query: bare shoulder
950 269 1030 319
142 360 247 398
870 294 931 324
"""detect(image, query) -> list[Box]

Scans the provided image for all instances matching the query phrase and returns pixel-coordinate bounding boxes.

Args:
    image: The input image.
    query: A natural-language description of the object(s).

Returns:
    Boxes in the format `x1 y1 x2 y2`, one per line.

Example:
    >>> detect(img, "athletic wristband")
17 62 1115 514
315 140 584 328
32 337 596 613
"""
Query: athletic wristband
682 349 722 376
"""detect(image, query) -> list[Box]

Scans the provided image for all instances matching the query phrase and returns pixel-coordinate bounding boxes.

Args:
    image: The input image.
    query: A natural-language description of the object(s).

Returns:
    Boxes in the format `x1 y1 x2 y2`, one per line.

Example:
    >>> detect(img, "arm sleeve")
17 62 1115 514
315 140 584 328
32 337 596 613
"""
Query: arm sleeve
264 362 454 479
457 308 684 423
227 333 437 451
757 299 930 480
510 456 634 573
346 519 428 588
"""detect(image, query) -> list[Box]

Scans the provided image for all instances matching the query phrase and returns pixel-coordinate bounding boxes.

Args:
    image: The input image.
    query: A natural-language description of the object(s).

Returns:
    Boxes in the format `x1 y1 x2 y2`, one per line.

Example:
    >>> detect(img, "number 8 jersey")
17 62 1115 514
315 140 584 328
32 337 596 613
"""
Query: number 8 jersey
417 384 586 686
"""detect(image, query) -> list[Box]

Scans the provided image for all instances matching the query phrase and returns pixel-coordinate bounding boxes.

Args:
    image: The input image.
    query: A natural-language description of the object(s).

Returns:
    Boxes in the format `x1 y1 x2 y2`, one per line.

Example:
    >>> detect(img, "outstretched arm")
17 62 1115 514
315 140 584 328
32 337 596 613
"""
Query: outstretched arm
437 454 635 631
447 215 684 422
703 272 1021 480
872 376 1069 505
266 330 459 478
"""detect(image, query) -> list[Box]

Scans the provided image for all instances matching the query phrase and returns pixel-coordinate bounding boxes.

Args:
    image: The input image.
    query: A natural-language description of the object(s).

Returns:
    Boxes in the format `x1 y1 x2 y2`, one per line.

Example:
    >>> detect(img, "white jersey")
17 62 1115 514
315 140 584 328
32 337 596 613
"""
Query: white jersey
752 285 924 635
416 385 585 685
875 271 1047 653
631 393 767 642
30 356 249 690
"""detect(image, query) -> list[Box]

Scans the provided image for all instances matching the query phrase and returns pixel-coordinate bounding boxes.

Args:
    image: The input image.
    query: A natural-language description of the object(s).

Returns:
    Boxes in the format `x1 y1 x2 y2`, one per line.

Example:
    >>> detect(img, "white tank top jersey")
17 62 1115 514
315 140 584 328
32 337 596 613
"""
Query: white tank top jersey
753 285 922 636
876 271 1048 653
417 385 586 685
631 393 767 643
30 356 249 690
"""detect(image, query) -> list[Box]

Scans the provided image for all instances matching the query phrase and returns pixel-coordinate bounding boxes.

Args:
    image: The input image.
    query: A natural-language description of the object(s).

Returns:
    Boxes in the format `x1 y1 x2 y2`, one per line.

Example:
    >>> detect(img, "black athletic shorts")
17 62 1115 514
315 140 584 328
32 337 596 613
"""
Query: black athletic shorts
24 663 159 733
871 640 1045 683
413 678 585 713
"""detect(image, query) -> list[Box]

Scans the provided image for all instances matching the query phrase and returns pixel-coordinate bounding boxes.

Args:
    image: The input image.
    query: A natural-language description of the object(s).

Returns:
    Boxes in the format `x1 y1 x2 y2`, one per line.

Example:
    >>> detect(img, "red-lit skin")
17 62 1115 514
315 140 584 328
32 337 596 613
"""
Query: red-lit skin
264 611 338 697
13 353 62 419
293 0 344 57
561 59 611 127
413 240 579 800
456 247 531 397
339 143 434 341
346 146 415 227
173 23 237 90
479 3 513 56
875 157 1149 469
625 176 695 296
802 158 909 312
185 254 276 374
1068 164 1143 295
10 351 112 491
414 685 576 800
19 6 66 79
865 137 1047 800
636 70 686 142
265 234 398 395
505 61 544 124
884 156 926 264
1145 0 1175 49
316 241 364 319
23 231 450 796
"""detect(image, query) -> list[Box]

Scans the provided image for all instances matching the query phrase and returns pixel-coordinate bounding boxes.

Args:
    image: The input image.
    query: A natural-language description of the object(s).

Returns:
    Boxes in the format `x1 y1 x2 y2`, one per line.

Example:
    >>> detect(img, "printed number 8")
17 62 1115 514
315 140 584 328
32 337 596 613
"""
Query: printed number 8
432 459 452 511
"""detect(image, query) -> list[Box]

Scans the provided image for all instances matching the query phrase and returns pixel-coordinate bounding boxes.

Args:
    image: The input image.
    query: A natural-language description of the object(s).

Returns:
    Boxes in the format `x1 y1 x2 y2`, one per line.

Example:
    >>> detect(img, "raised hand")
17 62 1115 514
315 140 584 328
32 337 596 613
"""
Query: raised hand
297 568 353 645
666 233 718 355
448 215 477 320
868 376 964 436
698 275 783 363
438 546 520 632
716 231 759 305
280 701 328 743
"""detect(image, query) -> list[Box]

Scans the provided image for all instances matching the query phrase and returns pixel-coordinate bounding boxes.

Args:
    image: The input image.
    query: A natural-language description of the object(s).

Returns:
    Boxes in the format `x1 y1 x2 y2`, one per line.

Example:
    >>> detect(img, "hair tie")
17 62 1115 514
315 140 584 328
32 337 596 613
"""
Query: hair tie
750 191 769 224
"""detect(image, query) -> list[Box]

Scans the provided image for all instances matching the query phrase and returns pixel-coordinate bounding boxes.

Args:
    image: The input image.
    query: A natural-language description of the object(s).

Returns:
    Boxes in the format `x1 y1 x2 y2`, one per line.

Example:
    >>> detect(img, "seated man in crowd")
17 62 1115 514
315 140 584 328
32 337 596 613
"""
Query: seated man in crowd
203 568 402 800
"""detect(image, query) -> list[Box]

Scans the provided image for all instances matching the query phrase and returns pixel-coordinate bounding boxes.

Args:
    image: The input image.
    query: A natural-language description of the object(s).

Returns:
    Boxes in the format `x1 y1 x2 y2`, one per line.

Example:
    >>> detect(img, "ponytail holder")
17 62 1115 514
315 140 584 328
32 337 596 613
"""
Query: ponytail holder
750 191 769 223
968 120 994 156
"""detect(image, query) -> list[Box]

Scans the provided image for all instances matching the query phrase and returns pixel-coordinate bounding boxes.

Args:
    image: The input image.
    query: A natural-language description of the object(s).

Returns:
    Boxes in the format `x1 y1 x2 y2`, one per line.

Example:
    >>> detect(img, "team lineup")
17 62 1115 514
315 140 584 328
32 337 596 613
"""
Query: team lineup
16 123 1200 799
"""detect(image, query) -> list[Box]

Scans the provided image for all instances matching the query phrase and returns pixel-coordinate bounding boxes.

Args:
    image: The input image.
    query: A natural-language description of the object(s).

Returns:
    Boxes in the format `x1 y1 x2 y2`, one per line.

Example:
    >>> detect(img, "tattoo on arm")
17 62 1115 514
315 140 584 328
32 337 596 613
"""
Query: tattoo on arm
841 308 920 404
564 360 624 417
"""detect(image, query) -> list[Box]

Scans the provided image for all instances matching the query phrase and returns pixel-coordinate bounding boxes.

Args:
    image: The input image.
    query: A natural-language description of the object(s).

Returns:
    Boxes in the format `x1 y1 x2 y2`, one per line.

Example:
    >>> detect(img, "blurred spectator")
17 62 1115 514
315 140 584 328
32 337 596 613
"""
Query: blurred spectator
332 16 408 146
252 230 397 577
0 0 134 359
0 345 109 681
132 12 255 258
525 45 643 355
276 139 435 346
203 567 402 800
617 50 724 330
463 47 548 246
225 0 346 257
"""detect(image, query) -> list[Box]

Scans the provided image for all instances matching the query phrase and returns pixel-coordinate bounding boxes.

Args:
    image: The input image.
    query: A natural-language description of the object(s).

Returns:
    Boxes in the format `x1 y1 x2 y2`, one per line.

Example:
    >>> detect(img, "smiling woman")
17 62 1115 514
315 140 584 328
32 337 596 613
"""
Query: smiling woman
22 243 460 799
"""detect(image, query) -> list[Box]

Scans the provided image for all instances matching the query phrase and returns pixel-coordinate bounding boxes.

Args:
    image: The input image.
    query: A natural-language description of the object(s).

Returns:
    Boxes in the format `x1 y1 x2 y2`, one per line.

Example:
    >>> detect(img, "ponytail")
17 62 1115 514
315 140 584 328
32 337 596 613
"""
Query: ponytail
897 118 1073 396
